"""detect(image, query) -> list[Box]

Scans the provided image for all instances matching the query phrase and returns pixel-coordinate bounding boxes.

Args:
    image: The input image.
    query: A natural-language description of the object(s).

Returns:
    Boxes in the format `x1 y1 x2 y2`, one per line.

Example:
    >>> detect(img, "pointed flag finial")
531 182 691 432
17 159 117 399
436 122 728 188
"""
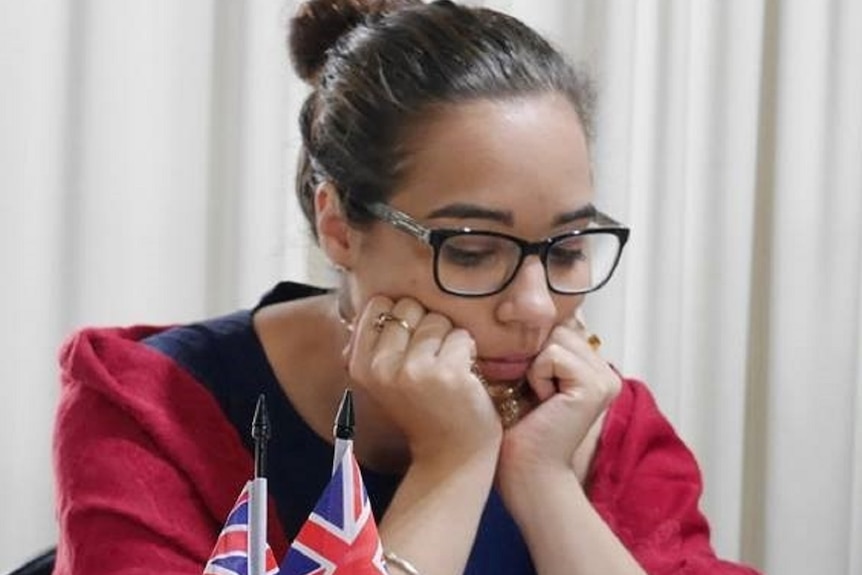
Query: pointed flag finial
252 394 270 478
333 388 354 440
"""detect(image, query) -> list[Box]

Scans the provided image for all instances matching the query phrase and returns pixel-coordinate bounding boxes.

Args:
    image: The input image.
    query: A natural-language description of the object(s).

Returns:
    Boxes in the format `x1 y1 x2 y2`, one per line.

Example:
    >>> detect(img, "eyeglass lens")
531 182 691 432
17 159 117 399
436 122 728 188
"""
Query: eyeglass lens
436 232 620 295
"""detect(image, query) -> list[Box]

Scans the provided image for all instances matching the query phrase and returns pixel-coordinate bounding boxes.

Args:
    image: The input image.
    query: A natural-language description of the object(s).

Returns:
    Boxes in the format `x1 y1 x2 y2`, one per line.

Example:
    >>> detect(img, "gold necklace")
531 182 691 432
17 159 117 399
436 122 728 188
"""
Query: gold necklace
472 365 535 428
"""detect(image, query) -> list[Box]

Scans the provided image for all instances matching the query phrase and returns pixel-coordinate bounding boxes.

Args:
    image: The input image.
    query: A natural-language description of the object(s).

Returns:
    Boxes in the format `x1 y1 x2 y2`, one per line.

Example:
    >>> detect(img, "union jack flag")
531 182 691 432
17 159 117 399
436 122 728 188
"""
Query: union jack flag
280 442 387 575
203 481 281 575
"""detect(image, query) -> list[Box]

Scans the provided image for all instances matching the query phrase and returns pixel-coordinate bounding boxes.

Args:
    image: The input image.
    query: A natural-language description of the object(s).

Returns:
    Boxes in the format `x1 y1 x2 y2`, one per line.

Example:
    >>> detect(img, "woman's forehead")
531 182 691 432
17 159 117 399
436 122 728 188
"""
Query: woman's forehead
390 94 593 224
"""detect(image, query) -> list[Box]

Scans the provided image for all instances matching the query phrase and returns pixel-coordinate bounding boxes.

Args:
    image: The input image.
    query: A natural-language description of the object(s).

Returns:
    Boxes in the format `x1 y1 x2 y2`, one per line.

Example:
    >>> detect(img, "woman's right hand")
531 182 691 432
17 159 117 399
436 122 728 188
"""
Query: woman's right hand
346 297 501 575
344 295 503 467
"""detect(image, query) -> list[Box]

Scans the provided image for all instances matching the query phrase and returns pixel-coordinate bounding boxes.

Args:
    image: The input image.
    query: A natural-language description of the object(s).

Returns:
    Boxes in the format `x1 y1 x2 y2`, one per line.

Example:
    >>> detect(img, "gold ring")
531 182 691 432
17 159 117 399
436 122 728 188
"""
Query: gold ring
587 334 602 351
373 312 414 335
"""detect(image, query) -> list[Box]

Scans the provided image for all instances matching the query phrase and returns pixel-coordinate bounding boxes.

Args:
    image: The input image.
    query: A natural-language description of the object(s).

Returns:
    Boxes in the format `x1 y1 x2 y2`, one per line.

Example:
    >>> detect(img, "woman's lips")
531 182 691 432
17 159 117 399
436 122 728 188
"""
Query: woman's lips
476 356 535 382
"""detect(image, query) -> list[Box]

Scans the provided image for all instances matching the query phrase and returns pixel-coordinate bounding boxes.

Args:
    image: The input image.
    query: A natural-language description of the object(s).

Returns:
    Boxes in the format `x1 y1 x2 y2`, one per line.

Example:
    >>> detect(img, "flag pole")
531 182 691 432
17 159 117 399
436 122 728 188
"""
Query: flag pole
249 394 270 575
332 389 355 475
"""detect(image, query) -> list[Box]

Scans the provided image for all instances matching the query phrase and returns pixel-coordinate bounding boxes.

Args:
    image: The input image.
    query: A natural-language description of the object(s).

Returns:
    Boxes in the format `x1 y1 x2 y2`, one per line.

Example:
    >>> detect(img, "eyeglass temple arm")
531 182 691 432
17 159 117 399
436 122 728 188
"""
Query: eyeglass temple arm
368 201 625 236
366 202 432 243
593 210 625 228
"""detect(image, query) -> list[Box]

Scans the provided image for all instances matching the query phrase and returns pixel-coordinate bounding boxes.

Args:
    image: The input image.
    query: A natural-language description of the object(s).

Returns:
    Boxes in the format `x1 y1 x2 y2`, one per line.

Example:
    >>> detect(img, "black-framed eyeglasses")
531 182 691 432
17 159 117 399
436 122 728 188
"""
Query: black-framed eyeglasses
365 202 630 297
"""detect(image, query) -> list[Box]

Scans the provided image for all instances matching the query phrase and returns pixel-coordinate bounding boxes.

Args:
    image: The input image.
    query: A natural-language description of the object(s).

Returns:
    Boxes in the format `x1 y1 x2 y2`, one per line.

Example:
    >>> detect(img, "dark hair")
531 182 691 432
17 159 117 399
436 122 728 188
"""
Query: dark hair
289 0 594 238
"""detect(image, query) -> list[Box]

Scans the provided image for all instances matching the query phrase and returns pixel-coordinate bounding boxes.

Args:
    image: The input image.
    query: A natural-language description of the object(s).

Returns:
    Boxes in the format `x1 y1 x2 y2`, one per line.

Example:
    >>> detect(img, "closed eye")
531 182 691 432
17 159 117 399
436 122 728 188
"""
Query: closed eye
440 244 498 267
547 241 588 267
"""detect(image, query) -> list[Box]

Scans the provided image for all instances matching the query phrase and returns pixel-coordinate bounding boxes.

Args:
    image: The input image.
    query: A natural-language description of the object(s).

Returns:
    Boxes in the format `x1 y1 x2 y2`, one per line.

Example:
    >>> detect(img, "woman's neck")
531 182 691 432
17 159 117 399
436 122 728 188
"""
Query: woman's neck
253 292 410 473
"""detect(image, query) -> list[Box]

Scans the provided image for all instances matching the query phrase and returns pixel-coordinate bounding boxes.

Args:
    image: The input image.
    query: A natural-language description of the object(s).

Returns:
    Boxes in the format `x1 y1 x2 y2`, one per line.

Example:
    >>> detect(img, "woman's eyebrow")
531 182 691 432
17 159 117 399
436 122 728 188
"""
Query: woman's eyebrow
552 203 596 227
425 202 596 227
426 203 514 225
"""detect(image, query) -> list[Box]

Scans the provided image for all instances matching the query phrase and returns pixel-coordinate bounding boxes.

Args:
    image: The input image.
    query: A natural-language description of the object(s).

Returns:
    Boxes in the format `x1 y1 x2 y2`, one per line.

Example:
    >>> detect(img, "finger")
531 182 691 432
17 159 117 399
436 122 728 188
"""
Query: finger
526 360 557 402
548 322 605 370
526 342 568 401
437 329 492 406
348 295 395 379
528 341 612 403
530 335 622 413
527 341 596 396
373 298 424 352
436 326 477 368
406 312 453 359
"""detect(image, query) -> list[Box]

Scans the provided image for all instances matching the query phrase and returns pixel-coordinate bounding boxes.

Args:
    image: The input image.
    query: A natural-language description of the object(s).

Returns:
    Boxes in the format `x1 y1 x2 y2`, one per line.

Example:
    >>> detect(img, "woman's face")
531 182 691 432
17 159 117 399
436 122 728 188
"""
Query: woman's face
346 93 594 384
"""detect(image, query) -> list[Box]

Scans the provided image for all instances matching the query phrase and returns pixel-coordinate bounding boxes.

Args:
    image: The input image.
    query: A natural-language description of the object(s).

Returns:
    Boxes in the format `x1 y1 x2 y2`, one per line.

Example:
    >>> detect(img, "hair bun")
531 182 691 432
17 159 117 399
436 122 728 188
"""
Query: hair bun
289 0 418 83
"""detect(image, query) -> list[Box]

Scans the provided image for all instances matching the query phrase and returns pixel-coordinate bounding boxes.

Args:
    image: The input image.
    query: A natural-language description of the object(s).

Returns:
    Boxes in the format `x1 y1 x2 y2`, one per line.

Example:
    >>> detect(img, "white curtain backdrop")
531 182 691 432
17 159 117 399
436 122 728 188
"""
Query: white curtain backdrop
2 0 860 573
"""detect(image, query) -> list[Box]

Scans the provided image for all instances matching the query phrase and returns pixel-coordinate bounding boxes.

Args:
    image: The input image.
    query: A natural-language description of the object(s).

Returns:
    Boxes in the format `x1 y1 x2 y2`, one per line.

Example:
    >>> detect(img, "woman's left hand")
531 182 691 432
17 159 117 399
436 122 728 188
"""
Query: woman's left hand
496 314 621 496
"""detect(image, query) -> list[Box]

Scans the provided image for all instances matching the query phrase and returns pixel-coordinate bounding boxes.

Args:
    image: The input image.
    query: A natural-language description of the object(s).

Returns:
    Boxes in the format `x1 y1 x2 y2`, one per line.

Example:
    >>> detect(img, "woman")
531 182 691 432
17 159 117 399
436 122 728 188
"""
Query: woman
52 1 760 573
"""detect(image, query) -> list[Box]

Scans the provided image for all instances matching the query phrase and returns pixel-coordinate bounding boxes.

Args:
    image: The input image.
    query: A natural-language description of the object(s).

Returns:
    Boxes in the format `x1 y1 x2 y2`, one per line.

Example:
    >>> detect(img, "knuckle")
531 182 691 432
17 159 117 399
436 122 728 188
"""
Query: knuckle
399 360 422 385
433 365 457 386
543 342 566 360
446 327 471 345
368 354 394 382
392 297 424 324
550 323 576 340
423 312 453 331
594 375 621 406
368 295 394 311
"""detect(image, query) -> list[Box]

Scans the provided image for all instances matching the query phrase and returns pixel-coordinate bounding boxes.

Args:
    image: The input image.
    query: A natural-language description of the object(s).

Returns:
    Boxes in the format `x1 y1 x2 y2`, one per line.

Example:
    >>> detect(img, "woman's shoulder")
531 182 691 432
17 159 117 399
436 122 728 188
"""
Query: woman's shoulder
53 316 286 568
593 376 699 483
58 281 328 392
58 311 248 391
59 323 177 393
602 377 669 431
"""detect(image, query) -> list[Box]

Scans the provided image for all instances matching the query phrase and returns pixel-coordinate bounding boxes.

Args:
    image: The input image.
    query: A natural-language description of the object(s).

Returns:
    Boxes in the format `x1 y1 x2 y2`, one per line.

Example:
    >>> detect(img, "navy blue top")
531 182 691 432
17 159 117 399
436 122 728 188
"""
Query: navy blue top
144 282 535 574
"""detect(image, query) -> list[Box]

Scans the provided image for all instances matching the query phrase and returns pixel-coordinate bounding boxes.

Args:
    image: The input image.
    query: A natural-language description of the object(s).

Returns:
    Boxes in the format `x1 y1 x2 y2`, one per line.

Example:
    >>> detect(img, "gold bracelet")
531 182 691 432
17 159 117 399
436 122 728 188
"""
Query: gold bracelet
383 551 421 575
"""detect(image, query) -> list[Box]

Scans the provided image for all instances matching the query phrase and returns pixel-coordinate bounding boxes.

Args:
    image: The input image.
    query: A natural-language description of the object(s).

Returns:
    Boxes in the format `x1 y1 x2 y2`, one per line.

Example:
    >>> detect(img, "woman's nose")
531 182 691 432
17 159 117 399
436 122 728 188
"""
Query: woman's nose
495 256 557 326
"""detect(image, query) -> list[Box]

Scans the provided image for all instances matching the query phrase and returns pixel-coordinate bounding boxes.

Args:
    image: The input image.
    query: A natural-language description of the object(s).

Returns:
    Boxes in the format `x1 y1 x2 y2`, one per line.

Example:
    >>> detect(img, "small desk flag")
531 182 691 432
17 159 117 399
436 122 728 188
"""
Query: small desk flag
280 442 387 575
203 480 280 575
